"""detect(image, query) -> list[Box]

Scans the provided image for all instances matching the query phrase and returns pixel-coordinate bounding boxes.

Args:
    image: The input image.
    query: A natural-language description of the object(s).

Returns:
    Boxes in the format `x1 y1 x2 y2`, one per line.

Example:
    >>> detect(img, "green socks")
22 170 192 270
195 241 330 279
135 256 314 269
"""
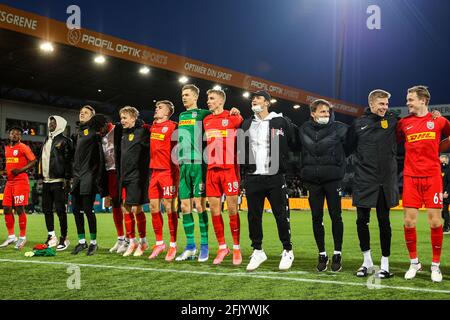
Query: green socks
198 211 209 245
182 213 195 246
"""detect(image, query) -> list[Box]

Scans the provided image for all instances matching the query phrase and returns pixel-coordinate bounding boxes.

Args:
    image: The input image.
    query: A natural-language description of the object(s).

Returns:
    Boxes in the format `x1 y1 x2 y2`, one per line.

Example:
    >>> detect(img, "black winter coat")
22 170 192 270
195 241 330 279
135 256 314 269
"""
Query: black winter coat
442 164 450 204
298 119 348 184
345 108 399 208
39 133 74 180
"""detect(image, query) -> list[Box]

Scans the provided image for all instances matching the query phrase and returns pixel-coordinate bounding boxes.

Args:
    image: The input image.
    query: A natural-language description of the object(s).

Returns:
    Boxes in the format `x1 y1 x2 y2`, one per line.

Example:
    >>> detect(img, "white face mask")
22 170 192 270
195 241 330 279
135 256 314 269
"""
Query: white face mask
252 105 263 114
316 117 330 125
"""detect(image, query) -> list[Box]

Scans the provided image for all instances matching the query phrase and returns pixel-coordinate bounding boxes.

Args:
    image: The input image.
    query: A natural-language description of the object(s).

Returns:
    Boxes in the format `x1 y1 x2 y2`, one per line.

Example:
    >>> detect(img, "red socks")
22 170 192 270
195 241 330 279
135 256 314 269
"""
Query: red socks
112 207 124 237
212 215 226 246
124 213 136 239
151 212 163 242
4 214 15 236
18 213 27 237
167 212 178 243
229 214 240 246
404 226 417 260
136 212 146 239
431 225 443 264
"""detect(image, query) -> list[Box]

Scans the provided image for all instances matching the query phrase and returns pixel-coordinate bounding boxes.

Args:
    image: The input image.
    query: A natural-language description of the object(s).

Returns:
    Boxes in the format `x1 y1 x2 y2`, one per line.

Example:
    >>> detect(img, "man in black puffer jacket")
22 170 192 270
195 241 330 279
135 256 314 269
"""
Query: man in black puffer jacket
299 99 348 273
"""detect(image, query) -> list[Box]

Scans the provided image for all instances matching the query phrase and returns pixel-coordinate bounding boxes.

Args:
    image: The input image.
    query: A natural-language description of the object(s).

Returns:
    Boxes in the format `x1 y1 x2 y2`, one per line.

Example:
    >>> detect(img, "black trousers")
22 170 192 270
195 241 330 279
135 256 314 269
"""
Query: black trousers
246 174 292 251
42 182 68 238
71 187 97 236
307 180 343 253
442 202 450 228
356 187 391 257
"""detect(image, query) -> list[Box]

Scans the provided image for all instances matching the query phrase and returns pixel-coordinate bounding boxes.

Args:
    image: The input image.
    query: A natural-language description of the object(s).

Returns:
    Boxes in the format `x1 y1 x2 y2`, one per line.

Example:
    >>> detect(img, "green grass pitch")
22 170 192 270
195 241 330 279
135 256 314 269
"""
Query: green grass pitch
0 210 449 300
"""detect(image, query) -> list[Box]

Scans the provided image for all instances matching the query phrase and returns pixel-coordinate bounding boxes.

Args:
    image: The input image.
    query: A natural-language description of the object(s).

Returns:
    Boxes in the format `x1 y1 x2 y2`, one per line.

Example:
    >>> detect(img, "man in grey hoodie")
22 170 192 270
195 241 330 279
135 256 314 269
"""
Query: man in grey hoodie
39 116 74 251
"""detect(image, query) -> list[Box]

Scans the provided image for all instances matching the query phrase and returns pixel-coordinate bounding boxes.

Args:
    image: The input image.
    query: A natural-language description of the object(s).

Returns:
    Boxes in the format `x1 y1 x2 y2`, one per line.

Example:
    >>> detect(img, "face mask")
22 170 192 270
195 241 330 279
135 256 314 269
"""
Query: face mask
252 105 263 114
316 117 330 125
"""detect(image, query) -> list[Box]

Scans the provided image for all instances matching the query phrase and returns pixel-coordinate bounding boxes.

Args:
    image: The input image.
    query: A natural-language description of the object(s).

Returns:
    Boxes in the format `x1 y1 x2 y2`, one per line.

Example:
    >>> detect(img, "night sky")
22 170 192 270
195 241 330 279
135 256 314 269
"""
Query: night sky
2 0 449 107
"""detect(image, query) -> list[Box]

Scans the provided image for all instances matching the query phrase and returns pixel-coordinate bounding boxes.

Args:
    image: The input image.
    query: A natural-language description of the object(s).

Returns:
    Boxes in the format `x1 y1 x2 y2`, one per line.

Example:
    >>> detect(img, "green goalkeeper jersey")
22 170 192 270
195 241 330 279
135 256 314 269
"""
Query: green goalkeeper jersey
177 108 211 163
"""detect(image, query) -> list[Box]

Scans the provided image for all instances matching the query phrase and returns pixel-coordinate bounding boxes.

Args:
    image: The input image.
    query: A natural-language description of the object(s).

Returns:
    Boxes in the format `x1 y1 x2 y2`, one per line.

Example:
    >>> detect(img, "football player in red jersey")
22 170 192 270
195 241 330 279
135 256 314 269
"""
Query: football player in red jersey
0 127 36 250
147 100 180 261
203 89 243 265
396 85 450 282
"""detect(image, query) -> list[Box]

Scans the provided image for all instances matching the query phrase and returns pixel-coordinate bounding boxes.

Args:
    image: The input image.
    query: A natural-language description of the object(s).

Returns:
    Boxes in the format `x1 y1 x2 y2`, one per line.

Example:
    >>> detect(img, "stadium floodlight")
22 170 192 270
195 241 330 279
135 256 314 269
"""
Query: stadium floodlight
39 42 54 53
213 85 222 90
178 76 189 84
270 99 277 104
94 55 106 64
139 66 150 74
293 104 301 109
242 91 250 98
98 89 102 93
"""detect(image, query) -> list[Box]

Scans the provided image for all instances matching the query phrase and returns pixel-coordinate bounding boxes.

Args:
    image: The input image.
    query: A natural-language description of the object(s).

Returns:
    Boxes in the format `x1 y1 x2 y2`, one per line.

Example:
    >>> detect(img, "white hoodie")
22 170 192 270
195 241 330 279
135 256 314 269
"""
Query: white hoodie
42 115 67 183
249 112 283 175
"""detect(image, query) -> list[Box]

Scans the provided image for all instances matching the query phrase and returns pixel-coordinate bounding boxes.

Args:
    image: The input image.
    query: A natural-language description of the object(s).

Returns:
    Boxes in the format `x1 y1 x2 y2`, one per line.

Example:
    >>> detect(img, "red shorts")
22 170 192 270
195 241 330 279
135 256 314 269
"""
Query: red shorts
148 169 179 199
107 170 119 199
206 167 240 197
3 180 30 207
402 175 443 209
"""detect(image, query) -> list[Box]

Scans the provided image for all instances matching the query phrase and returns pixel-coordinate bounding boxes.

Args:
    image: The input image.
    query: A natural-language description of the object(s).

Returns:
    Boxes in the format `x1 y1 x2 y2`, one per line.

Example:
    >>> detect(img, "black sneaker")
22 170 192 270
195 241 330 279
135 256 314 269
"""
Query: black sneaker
444 226 450 235
317 254 329 272
71 242 88 255
56 237 70 251
87 243 98 256
331 254 342 272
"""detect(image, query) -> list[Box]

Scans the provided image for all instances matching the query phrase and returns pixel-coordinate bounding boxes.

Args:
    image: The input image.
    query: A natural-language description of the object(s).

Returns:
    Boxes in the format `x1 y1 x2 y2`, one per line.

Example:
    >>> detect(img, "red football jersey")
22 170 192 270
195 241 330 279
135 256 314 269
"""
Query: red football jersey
397 112 450 177
5 142 36 181
149 120 178 170
203 110 243 169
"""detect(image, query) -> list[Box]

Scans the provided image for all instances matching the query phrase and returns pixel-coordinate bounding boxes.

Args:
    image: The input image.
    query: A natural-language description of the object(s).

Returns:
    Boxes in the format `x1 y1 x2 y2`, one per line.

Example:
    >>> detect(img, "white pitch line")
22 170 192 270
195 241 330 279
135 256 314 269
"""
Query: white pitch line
0 259 449 295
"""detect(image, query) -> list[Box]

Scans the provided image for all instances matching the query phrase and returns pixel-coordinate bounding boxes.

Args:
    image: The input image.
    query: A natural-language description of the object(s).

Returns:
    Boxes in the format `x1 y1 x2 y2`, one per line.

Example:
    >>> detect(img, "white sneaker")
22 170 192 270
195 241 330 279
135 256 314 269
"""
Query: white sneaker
47 235 58 248
56 238 70 251
246 249 267 271
109 240 123 253
0 236 17 248
405 262 422 280
431 265 443 283
116 240 129 254
15 238 27 250
279 249 294 271
123 239 138 257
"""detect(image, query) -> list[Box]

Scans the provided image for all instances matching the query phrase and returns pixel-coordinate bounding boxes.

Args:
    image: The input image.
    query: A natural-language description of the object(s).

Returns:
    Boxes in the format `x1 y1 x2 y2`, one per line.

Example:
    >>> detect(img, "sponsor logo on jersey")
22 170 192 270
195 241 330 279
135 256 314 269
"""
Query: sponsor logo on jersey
381 119 388 129
192 112 197 118
83 129 89 136
13 150 18 156
427 121 435 130
205 129 227 139
6 157 19 163
222 119 229 127
162 126 168 133
406 131 436 142
179 119 196 126
128 133 134 141
151 132 165 141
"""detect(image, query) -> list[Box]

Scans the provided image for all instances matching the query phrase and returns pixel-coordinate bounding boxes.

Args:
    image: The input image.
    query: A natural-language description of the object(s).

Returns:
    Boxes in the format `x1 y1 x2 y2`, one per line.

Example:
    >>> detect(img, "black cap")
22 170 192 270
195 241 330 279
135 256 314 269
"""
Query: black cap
252 90 271 101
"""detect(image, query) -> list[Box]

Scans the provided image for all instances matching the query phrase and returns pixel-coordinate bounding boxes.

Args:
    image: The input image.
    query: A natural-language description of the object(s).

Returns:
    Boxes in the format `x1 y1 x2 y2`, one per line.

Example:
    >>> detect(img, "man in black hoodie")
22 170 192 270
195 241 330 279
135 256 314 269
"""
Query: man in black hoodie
39 115 73 251
440 154 450 234
298 99 348 273
238 90 296 272
71 105 105 256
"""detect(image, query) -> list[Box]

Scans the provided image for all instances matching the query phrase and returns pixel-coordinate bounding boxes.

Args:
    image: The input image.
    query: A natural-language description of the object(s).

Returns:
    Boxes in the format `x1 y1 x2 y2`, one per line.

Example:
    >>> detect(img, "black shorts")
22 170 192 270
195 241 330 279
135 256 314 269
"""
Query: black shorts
121 181 149 206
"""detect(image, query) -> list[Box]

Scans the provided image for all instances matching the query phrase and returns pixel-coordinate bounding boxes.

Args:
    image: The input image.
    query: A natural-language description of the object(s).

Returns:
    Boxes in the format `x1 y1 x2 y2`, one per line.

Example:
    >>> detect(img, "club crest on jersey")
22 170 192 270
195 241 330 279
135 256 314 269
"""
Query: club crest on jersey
222 119 229 127
276 128 284 136
129 133 134 141
83 129 89 136
13 150 18 156
381 119 388 129
192 112 197 118
427 121 435 130
162 126 168 133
